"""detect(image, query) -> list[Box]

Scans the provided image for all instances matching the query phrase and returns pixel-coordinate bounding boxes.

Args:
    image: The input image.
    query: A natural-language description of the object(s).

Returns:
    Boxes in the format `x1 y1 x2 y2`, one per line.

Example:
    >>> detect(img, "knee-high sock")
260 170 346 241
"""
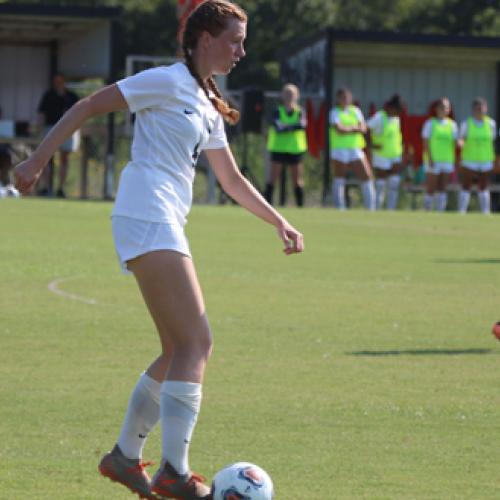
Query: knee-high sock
387 175 401 210
478 190 490 214
117 373 161 459
458 190 470 213
361 180 376 211
264 183 274 205
332 178 346 209
436 192 447 212
294 186 304 207
161 381 202 475
424 193 433 211
375 179 387 210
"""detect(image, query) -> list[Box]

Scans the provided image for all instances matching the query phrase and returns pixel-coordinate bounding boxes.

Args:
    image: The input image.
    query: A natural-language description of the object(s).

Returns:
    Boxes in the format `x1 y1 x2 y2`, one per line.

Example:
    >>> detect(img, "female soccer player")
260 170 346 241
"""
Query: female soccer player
265 83 308 207
458 97 497 214
367 94 404 210
421 97 458 212
330 88 375 210
13 2 304 499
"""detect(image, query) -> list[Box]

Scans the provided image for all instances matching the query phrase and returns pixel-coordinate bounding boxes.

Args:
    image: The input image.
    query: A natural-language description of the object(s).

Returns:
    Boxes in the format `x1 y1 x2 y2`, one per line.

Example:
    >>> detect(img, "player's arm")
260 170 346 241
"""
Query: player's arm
205 146 304 255
14 84 127 194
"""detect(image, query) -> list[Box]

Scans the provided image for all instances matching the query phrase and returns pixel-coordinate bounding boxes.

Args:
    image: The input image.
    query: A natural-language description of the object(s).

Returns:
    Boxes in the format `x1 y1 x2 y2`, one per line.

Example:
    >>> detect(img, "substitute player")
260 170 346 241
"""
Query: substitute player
265 83 308 207
367 94 404 210
330 88 375 210
421 97 458 211
458 97 497 214
13 2 304 499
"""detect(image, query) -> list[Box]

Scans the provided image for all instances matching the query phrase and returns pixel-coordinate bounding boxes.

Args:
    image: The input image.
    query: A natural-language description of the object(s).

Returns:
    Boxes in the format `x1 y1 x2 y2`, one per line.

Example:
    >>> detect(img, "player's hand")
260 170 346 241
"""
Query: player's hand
276 221 304 255
14 157 44 195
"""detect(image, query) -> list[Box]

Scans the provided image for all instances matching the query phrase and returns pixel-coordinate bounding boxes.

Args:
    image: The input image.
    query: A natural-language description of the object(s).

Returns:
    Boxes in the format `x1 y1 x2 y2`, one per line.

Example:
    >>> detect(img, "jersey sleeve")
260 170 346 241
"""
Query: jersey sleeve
459 120 468 139
117 67 175 113
367 112 383 134
490 119 497 137
353 106 365 123
329 108 340 126
451 121 458 140
203 113 228 150
421 120 432 139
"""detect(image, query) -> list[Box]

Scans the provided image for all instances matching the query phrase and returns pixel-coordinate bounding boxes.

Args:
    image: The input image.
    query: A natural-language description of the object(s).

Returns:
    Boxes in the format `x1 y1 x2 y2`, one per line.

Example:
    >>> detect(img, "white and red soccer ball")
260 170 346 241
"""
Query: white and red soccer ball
211 462 274 500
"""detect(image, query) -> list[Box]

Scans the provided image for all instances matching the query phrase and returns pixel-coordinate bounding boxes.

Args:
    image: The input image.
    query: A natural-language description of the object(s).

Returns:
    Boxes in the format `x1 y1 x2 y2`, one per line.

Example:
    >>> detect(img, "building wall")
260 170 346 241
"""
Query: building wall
333 41 498 122
335 65 496 121
0 45 49 122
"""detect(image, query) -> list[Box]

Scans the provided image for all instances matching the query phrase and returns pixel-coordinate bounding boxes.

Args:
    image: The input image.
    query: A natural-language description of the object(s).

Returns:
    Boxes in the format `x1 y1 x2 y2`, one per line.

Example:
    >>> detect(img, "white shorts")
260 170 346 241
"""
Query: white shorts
462 161 493 173
372 154 402 170
425 162 454 175
330 148 365 163
111 216 191 274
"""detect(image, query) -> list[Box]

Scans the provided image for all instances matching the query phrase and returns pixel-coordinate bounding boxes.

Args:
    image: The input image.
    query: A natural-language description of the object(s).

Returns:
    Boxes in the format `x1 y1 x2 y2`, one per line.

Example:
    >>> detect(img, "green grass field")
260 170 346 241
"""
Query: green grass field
1 199 500 499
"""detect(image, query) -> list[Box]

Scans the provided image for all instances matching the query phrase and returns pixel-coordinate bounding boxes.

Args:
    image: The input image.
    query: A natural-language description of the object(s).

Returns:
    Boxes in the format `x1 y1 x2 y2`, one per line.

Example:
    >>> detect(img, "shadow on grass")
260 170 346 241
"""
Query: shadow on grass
434 258 500 264
348 348 493 356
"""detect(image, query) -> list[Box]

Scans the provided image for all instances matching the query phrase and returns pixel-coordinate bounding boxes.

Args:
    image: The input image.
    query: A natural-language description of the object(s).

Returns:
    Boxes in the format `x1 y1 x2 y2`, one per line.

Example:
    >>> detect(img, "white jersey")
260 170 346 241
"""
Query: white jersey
112 62 228 226
329 105 364 126
459 117 497 139
421 118 458 139
366 110 400 136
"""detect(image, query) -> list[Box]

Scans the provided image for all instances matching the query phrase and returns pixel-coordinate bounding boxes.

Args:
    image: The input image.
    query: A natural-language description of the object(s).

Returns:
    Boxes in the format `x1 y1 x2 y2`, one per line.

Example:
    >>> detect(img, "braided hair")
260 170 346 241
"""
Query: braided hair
182 0 246 125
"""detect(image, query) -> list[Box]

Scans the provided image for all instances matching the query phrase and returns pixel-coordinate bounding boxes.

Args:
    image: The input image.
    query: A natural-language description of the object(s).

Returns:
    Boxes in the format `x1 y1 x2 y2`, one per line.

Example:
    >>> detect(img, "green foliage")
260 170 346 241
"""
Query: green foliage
1 200 500 498
1 0 498 86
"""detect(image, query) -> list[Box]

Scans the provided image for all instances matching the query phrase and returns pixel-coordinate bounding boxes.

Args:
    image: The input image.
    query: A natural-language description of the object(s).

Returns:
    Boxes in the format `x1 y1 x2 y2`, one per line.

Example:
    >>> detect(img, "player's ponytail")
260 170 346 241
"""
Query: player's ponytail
182 0 246 125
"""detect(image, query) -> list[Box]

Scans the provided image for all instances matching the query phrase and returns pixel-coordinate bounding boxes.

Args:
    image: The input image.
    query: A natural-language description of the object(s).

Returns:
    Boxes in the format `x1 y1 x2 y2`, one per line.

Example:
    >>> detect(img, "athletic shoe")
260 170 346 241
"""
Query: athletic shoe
5 184 20 198
151 461 211 499
98 444 154 499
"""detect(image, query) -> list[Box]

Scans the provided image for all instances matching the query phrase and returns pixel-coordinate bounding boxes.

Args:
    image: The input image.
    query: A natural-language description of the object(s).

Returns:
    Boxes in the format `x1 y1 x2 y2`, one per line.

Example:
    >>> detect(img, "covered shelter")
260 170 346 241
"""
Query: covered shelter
279 29 500 202
0 3 121 197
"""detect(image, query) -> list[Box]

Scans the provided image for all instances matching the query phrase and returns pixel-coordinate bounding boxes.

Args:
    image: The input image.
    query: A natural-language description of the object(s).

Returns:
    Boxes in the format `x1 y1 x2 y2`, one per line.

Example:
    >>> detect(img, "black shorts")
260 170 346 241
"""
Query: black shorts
270 152 303 165
0 145 12 168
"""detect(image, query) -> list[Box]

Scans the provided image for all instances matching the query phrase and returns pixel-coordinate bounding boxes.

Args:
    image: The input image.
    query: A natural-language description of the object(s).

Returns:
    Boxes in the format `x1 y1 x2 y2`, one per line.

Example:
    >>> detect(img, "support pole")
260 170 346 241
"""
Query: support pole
322 29 334 205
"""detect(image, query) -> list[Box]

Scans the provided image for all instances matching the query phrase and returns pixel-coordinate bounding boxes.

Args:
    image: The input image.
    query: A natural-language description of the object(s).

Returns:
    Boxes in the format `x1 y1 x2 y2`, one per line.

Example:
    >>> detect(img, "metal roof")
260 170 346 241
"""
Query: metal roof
280 27 500 59
0 3 121 44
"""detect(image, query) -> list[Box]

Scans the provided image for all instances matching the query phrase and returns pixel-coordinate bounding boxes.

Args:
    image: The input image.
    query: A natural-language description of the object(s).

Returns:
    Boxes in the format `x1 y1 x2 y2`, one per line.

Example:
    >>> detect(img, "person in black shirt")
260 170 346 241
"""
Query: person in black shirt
37 73 79 197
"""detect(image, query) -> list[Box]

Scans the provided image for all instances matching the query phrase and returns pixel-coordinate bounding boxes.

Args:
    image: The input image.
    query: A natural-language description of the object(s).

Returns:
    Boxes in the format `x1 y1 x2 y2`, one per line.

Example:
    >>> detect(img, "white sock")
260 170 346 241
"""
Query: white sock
161 381 202 475
332 178 346 209
117 373 161 459
375 179 387 209
436 192 447 212
361 180 375 211
424 193 433 211
458 190 470 213
478 190 490 214
387 175 401 210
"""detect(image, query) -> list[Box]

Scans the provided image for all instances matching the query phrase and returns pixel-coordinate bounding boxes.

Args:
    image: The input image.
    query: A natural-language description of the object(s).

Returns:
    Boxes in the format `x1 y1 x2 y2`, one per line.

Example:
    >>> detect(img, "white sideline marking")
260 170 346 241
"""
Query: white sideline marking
47 276 97 305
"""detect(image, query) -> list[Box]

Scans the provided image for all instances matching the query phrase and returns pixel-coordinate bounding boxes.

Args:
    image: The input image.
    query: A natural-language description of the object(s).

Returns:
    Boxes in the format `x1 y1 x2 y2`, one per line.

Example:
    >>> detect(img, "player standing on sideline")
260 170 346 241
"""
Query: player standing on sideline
458 97 497 214
421 97 458 212
13 2 304 499
367 94 404 210
265 83 308 207
329 88 375 210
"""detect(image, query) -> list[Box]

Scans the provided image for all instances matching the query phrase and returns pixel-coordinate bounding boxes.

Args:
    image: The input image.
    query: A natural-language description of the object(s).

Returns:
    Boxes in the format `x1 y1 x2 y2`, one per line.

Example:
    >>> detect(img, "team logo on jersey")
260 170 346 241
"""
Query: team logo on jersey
184 108 194 115
238 467 264 488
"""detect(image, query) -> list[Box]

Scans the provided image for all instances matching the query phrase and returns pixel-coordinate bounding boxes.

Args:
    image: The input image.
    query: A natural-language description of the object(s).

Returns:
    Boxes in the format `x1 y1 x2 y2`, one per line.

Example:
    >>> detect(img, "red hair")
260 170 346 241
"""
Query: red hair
182 0 247 125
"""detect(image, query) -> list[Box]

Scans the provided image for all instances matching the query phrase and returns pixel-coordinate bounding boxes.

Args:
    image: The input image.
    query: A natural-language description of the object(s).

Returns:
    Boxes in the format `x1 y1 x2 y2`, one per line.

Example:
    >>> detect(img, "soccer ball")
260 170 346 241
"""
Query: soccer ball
211 462 274 500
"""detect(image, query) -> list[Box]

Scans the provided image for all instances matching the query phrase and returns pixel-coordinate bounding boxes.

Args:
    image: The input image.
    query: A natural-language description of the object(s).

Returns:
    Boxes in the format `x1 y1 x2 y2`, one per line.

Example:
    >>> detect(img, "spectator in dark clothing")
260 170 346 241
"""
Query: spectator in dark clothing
37 73 79 197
